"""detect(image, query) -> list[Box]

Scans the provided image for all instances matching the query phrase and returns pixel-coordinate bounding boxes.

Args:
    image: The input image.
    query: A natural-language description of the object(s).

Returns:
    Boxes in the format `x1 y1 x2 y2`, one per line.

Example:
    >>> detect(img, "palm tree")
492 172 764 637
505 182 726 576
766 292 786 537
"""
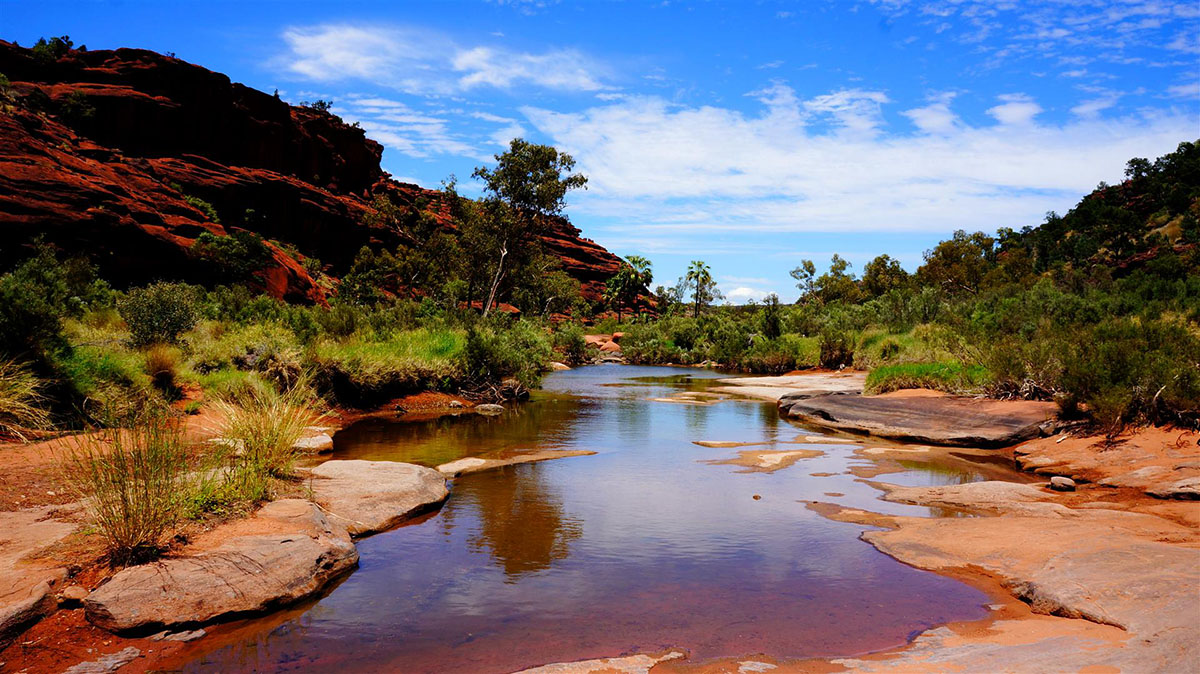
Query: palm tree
605 255 654 321
685 260 716 318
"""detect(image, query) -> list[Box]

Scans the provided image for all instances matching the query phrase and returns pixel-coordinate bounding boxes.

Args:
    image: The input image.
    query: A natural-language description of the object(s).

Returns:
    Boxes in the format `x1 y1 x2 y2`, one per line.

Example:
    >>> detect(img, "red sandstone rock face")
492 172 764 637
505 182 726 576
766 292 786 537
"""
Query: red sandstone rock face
0 41 627 305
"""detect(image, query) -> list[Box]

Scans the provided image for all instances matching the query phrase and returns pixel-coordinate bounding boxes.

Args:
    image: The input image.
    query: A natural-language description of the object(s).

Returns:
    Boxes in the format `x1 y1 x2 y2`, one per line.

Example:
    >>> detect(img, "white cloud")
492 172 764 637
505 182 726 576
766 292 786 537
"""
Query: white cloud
1071 93 1121 118
724 286 770 303
1167 81 1200 98
520 83 1194 242
339 95 479 158
902 92 961 134
278 24 610 94
987 93 1042 125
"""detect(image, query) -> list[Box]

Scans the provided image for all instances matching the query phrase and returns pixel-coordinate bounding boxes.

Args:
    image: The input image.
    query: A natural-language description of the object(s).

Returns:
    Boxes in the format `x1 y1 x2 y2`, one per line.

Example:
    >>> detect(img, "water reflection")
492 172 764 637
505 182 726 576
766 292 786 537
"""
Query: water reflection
172 365 1018 674
444 465 583 580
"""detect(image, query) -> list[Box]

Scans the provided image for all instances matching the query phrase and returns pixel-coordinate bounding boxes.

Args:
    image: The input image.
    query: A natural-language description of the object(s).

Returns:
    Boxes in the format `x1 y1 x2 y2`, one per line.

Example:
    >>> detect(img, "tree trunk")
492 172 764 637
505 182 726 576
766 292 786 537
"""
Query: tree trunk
482 240 509 317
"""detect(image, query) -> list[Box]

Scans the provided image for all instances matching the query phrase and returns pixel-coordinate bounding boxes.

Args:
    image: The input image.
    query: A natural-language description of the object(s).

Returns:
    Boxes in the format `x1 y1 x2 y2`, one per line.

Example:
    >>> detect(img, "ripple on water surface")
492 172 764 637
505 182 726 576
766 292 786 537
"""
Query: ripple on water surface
178 365 1004 673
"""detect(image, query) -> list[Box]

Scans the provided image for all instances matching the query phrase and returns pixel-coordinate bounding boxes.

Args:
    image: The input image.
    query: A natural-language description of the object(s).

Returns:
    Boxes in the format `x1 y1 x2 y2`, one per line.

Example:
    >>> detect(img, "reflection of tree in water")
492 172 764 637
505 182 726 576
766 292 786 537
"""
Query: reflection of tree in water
334 395 588 466
445 465 583 580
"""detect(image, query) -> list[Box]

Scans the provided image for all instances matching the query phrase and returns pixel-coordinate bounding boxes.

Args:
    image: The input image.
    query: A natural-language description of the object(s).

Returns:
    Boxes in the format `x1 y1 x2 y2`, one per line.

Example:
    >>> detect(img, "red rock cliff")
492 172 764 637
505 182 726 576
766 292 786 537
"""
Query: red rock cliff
0 41 626 304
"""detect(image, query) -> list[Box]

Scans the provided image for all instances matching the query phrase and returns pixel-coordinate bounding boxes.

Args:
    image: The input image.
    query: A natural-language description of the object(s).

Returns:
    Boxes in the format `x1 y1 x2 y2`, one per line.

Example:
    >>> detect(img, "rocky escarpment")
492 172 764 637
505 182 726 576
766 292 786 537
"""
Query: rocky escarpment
0 41 627 303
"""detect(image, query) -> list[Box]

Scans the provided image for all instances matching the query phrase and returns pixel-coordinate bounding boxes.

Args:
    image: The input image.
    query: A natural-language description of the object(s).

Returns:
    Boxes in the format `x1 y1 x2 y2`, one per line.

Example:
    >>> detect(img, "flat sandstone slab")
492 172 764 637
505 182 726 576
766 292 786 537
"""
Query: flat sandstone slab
309 460 449 537
84 500 357 633
779 391 1057 447
437 449 596 477
713 371 866 402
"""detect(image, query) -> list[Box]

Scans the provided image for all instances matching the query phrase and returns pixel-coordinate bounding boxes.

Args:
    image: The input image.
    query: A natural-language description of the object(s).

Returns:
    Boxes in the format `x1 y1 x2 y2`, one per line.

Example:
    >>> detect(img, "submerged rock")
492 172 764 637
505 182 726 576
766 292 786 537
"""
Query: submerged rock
84 500 357 633
62 647 141 674
437 449 597 477
309 460 449 536
475 403 505 415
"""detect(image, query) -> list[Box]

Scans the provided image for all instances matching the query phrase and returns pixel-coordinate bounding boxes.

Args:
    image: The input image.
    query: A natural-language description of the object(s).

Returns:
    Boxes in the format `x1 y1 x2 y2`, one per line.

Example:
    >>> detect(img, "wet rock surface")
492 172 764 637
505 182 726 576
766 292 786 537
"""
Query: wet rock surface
437 449 596 477
308 460 448 536
713 371 866 402
779 391 1058 447
514 650 686 673
84 500 357 633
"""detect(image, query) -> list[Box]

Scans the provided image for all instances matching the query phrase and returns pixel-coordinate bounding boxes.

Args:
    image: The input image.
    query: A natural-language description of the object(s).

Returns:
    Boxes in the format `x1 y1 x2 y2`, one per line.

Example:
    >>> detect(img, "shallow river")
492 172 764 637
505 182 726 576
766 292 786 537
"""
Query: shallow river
177 365 1018 673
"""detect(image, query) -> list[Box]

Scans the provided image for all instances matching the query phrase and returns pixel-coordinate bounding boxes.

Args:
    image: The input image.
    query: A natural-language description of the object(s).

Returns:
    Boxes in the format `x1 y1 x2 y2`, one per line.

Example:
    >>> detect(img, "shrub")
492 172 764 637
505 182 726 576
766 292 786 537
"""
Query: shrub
191 231 270 279
119 282 199 346
552 323 587 365
59 413 190 564
32 36 73 63
818 328 855 369
0 245 106 358
182 195 220 223
462 321 551 392
0 358 50 440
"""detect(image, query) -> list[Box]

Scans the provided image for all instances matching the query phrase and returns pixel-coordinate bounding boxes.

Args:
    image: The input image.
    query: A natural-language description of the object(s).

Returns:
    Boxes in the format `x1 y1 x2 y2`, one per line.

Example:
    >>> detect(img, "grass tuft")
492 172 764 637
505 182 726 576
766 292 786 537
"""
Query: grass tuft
0 358 51 441
865 361 992 395
59 413 190 565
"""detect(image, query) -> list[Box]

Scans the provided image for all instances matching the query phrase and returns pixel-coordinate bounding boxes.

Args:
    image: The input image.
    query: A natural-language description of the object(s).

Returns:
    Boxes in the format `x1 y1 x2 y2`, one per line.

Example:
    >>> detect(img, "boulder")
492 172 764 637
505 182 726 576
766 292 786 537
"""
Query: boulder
308 460 448 536
599 340 622 353
1145 476 1200 500
475 403 505 415
1050 476 1077 492
84 500 357 633
292 433 334 453
779 392 1057 447
549 361 572 371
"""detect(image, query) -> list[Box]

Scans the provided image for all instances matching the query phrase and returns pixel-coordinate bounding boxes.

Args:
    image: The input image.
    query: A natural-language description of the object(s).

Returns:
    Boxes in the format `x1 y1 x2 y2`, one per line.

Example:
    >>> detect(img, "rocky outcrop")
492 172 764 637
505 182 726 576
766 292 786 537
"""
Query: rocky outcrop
84 499 357 633
779 391 1058 447
818 480 1200 672
307 460 448 537
0 507 77 648
1014 427 1200 500
0 41 628 303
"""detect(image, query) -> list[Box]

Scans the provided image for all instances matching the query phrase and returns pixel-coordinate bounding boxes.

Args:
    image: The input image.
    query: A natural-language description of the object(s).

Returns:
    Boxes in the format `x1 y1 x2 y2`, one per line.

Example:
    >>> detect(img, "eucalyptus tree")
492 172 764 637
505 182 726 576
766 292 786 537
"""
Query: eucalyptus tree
472 139 588 315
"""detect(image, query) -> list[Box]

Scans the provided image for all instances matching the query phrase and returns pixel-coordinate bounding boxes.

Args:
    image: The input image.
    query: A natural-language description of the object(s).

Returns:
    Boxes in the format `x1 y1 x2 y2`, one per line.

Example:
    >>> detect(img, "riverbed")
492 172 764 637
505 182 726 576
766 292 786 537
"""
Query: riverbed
172 365 1027 673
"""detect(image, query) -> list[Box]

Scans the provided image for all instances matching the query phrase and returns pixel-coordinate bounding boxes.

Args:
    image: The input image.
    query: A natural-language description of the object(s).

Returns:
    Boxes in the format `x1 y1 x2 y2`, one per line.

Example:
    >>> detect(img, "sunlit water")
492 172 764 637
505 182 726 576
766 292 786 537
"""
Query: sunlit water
175 365 1015 673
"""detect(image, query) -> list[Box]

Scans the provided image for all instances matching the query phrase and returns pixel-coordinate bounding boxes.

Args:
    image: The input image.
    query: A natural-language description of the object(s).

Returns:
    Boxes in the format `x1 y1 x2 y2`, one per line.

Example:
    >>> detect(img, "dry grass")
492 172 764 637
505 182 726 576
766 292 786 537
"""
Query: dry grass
59 414 190 565
202 386 321 506
0 358 51 441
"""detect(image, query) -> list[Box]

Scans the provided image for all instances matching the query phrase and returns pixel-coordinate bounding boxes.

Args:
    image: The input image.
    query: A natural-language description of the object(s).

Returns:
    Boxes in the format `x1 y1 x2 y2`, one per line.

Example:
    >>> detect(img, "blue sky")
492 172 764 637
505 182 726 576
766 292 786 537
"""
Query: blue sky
6 1 1199 302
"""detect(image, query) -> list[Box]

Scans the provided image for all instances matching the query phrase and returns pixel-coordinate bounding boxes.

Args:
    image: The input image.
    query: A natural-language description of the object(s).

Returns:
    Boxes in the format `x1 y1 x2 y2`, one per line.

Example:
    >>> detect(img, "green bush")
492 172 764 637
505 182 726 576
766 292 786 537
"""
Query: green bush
118 282 200 346
552 323 587 365
191 231 270 279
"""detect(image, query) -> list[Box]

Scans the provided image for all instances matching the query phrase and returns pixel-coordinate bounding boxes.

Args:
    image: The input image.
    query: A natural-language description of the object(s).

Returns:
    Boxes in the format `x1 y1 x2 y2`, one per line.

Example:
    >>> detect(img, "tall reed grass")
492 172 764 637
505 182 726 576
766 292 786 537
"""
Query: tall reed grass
60 413 189 564
0 358 51 441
